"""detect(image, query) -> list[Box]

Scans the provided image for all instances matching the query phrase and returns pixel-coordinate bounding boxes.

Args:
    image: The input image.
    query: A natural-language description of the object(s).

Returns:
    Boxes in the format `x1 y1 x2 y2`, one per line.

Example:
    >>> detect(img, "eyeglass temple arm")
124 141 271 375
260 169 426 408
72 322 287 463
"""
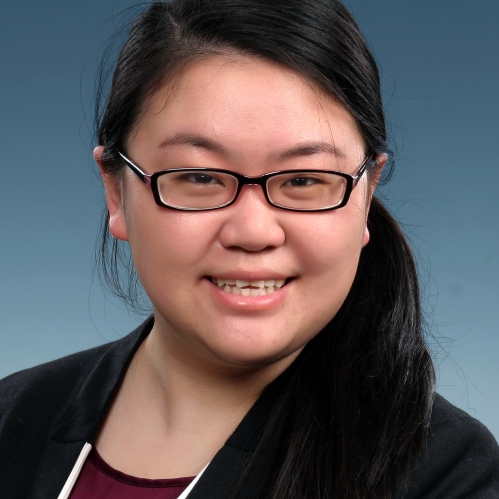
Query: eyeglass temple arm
351 156 373 187
118 151 152 187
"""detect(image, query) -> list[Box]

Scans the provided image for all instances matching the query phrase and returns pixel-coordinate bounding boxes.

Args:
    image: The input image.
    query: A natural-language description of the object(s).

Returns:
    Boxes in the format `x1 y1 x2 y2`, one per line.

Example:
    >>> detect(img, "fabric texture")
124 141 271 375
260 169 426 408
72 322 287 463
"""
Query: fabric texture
1 317 498 498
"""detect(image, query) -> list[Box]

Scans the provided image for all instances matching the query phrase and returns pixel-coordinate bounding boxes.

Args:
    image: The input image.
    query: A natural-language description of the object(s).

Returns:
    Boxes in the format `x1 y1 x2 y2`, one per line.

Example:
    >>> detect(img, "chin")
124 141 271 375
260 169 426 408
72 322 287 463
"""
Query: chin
202 334 306 372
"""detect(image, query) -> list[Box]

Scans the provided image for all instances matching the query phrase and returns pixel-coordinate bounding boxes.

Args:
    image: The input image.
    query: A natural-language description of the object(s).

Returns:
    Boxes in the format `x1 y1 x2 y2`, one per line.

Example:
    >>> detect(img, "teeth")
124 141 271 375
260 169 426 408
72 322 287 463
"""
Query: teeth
211 276 288 296
217 278 237 287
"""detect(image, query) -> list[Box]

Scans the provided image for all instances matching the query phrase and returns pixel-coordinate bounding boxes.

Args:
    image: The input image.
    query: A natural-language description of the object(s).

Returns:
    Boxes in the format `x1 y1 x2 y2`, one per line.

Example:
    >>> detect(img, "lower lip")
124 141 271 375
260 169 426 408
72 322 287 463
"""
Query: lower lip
206 278 290 311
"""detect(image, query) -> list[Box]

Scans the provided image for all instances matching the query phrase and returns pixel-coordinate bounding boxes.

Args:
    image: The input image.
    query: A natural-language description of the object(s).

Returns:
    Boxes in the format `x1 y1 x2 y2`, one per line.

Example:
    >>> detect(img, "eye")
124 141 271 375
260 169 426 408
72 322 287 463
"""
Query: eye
282 176 324 187
179 172 224 185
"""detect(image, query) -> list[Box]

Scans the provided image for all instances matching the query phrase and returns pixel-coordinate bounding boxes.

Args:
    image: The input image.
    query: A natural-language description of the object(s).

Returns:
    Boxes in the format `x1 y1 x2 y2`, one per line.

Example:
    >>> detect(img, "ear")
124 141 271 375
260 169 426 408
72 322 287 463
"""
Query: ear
362 152 388 248
370 152 388 192
94 146 128 241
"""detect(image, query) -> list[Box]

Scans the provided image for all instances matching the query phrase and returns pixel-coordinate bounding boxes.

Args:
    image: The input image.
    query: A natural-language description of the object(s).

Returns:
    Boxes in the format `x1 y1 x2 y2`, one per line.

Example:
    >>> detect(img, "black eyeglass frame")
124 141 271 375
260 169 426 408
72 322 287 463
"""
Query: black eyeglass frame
118 151 373 212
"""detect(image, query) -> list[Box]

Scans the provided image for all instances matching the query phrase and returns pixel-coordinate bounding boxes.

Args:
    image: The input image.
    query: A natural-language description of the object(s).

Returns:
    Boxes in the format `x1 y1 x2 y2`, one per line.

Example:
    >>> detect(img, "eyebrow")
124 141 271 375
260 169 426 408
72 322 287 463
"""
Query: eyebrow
159 132 346 159
159 133 226 155
277 142 346 160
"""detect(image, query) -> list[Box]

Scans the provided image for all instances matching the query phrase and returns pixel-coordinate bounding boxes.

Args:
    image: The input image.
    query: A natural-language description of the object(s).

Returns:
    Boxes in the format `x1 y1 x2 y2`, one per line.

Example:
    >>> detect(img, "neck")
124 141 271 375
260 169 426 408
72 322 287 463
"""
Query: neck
141 320 297 433
94 317 298 479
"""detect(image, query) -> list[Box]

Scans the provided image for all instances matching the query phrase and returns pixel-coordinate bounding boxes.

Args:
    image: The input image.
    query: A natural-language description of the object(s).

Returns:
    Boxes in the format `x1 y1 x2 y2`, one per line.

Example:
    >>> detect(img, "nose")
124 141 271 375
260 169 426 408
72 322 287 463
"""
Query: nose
218 185 286 252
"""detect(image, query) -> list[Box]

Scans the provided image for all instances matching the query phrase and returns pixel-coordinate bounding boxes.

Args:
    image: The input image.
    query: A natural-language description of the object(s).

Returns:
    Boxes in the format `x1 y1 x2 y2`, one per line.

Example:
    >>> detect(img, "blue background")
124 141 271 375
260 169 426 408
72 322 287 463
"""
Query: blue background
1 1 498 439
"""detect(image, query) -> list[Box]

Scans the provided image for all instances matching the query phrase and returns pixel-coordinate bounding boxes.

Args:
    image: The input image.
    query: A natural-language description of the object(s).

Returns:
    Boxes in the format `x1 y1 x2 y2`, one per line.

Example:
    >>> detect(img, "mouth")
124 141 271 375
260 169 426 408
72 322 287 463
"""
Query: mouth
207 277 291 296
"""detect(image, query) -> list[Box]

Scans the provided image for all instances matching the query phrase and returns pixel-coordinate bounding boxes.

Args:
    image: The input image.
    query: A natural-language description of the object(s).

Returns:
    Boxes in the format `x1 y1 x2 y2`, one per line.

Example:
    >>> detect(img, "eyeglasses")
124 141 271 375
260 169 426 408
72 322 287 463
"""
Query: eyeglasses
118 151 372 212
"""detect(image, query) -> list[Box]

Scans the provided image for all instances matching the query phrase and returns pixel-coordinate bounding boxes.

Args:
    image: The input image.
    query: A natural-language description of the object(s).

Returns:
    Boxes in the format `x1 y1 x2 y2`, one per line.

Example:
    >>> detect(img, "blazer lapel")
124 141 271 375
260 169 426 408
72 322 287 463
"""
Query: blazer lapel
29 318 153 498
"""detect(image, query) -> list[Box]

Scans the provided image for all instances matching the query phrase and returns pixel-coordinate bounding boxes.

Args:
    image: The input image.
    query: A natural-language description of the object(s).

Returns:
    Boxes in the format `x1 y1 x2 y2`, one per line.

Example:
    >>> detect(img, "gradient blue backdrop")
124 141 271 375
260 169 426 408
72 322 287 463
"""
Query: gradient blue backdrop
1 1 498 439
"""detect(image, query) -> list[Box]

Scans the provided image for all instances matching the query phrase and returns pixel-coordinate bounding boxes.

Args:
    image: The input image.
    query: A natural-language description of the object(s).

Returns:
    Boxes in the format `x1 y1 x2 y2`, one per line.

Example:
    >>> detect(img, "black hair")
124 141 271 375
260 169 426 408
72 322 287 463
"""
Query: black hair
95 1 435 498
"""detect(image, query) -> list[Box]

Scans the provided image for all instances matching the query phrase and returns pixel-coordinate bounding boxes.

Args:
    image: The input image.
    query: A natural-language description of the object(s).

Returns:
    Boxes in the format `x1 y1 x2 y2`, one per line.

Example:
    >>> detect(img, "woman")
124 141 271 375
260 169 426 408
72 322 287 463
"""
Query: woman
0 0 498 498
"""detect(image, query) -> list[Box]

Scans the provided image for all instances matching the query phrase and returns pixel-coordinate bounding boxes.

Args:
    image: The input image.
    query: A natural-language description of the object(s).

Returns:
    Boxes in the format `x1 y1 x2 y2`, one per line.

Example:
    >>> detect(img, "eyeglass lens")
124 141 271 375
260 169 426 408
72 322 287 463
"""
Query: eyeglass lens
156 170 348 210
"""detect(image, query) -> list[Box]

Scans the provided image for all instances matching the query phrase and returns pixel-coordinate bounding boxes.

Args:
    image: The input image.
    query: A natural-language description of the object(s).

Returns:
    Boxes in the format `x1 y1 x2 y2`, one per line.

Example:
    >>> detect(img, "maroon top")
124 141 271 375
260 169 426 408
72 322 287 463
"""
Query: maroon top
69 448 195 499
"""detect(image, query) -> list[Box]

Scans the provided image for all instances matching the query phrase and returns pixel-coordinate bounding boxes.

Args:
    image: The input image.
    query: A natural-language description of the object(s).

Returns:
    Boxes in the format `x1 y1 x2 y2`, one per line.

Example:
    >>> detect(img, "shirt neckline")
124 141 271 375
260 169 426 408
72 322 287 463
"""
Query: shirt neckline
90 448 195 488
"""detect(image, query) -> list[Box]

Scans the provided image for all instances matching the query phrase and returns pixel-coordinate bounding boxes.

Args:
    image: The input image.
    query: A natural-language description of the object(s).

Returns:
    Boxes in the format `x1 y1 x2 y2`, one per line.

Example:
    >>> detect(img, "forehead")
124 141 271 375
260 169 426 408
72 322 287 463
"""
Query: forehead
128 55 365 162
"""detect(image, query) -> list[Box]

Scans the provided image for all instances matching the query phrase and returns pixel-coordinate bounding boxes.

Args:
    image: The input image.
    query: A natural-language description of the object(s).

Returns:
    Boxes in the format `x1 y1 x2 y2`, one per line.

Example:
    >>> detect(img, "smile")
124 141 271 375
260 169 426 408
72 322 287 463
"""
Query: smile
209 277 287 296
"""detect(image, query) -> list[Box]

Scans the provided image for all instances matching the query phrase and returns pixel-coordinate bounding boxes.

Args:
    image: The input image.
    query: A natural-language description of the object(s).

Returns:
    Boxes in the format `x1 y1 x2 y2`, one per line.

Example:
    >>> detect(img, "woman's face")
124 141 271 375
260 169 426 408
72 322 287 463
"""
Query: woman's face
98 56 379 372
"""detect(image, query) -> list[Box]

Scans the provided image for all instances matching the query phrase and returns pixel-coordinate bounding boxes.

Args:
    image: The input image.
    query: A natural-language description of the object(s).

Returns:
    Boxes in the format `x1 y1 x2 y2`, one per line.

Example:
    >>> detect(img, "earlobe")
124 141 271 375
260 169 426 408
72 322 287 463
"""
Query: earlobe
362 226 370 247
94 146 128 241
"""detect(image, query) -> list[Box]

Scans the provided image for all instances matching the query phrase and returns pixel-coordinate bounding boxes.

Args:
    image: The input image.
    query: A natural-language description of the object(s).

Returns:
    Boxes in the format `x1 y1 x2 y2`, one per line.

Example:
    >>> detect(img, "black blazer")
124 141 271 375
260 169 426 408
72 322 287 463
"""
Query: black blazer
1 317 498 498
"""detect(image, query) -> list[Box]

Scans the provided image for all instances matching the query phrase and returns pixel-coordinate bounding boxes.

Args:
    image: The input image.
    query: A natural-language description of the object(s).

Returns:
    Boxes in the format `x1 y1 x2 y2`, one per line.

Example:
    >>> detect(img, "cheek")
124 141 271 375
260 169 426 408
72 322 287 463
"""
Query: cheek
124 202 215 290
287 207 367 319
291 208 367 273
148 234 201 273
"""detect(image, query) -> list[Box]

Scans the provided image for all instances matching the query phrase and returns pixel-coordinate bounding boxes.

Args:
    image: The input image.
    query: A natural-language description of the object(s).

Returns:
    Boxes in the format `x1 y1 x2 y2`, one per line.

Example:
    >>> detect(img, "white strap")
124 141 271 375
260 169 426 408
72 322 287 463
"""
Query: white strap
57 442 92 499
176 462 210 499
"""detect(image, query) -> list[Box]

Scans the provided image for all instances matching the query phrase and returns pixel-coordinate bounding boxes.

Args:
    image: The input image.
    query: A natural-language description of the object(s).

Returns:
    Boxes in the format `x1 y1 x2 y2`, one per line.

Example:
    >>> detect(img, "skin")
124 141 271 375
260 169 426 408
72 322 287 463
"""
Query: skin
94 55 385 478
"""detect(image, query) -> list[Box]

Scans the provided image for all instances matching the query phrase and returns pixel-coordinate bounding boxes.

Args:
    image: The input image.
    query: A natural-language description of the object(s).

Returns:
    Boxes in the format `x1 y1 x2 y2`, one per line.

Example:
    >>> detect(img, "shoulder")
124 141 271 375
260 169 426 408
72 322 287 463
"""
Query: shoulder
430 393 498 449
400 393 499 499
0 341 116 421
0 318 151 433
0 319 152 498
